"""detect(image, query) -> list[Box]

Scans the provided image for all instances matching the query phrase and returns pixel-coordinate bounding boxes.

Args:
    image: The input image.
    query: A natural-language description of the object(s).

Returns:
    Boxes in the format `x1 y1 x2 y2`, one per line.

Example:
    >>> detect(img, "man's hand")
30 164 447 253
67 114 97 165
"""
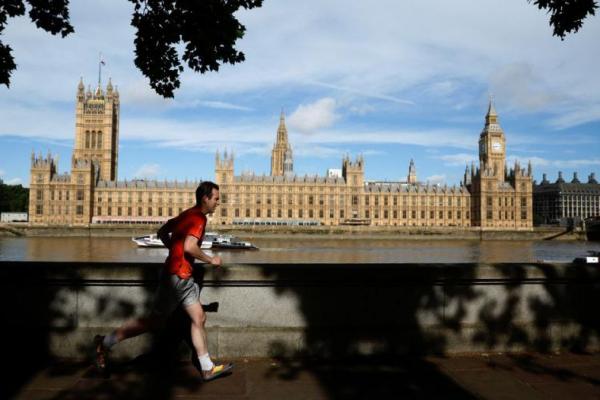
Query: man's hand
210 255 222 267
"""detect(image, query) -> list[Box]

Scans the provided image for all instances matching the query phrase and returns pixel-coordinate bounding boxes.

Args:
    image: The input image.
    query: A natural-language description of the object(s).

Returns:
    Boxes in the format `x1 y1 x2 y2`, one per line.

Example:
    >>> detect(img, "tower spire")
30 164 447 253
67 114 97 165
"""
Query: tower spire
271 108 292 176
277 108 288 143
485 94 498 125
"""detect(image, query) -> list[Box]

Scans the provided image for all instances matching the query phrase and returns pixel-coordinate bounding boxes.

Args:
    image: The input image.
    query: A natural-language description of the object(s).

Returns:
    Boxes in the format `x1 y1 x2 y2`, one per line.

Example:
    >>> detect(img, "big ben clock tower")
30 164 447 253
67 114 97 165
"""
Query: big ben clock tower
478 98 506 181
470 98 533 230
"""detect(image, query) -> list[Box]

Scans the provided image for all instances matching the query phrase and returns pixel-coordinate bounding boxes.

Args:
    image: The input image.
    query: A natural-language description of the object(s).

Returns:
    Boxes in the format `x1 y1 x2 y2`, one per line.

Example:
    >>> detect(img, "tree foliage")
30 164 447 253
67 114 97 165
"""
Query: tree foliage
0 181 29 213
0 0 262 97
130 0 263 97
529 0 598 38
0 0 595 97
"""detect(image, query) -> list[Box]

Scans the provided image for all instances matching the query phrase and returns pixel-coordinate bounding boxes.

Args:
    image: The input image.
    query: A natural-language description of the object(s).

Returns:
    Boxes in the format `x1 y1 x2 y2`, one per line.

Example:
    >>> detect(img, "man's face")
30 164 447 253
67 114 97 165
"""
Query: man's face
203 189 220 214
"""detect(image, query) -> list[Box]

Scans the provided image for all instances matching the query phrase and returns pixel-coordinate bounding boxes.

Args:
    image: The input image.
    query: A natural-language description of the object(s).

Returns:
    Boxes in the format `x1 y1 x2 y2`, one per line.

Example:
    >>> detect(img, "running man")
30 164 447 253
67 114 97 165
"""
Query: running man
94 181 233 381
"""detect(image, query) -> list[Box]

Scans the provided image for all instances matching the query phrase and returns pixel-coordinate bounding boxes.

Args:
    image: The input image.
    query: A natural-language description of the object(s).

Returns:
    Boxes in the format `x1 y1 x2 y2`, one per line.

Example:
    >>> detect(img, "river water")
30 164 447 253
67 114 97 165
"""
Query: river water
1 236 599 263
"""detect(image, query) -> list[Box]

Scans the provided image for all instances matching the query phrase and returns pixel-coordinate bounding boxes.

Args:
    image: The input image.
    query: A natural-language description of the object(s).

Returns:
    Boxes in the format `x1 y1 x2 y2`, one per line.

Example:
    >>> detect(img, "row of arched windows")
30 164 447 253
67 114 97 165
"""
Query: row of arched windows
85 131 103 149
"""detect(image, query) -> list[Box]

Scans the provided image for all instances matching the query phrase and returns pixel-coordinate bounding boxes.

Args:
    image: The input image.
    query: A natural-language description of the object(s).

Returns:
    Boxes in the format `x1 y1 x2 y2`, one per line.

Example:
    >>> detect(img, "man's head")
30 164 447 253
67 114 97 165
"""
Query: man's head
195 181 220 213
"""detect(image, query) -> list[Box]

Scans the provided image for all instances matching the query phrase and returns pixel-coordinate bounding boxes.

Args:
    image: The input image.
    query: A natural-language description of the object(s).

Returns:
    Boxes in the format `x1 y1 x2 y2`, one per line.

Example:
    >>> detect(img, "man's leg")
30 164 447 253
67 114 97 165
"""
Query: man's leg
94 315 163 371
184 302 209 358
183 301 233 380
94 269 176 371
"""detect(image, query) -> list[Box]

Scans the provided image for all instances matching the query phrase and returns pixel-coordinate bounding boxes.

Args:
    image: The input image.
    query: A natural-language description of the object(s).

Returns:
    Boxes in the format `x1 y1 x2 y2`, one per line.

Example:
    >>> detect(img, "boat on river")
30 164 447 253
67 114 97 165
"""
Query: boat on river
132 232 257 250
132 234 213 249
211 234 258 250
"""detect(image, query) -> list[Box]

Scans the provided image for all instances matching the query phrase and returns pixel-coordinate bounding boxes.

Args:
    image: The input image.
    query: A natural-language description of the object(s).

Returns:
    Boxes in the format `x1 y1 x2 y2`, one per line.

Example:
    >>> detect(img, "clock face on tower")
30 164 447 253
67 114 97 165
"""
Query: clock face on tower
492 140 502 153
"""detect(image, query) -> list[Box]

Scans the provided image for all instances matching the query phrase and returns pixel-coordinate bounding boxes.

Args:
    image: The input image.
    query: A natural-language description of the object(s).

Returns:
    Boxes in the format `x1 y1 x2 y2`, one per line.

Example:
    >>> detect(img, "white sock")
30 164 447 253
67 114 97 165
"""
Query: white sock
102 332 118 349
198 353 215 371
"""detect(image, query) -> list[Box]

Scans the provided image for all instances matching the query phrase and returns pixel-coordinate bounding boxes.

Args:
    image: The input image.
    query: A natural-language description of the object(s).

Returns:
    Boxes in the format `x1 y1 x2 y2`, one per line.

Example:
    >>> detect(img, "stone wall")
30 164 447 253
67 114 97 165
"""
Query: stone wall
0 262 598 360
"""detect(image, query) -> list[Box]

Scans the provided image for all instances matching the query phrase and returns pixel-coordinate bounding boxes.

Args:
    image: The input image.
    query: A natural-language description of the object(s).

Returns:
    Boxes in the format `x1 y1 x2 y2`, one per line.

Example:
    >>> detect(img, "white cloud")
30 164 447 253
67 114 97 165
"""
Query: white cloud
437 153 478 166
133 164 162 179
5 177 23 185
288 98 339 134
0 104 73 139
489 63 561 112
119 79 173 109
553 159 600 168
507 155 600 168
171 100 253 111
547 104 600 129
294 145 341 158
198 101 252 111
3 0 600 110
348 103 377 115
425 175 447 185
121 116 476 150
307 81 415 106
423 80 462 100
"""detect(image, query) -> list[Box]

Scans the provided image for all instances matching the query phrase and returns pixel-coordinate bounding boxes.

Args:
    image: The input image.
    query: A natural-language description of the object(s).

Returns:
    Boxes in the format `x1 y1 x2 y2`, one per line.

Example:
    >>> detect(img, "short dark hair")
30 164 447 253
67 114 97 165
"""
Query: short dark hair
195 181 219 205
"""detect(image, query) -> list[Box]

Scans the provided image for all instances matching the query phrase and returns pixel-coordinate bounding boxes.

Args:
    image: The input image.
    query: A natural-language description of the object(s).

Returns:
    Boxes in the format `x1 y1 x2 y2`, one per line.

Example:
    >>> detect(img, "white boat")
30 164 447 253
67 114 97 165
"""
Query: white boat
211 234 258 250
132 234 213 249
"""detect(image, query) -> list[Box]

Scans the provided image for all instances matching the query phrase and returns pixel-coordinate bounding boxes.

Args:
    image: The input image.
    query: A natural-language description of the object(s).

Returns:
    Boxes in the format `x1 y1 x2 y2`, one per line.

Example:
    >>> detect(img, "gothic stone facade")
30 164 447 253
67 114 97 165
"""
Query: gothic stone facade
29 79 201 225
29 79 532 230
213 102 533 230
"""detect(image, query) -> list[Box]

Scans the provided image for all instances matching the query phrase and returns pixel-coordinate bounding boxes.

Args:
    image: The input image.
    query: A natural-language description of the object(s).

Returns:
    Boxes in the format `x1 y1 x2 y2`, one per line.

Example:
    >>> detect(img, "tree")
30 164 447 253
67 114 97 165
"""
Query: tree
0 0 596 98
0 0 263 97
528 0 598 39
0 181 29 212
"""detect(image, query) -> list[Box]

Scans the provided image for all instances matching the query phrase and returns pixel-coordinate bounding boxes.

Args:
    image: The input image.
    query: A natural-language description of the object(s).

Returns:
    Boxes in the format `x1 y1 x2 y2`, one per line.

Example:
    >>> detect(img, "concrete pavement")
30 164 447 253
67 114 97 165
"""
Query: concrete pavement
10 352 600 399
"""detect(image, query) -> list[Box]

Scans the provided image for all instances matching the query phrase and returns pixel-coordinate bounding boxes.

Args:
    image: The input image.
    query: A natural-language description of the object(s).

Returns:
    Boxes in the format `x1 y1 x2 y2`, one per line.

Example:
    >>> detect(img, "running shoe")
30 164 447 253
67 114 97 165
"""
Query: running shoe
201 363 234 381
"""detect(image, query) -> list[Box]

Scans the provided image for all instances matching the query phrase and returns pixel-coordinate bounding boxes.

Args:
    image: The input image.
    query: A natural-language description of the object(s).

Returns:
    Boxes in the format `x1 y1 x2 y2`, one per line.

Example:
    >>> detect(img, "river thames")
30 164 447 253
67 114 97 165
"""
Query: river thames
1 236 599 263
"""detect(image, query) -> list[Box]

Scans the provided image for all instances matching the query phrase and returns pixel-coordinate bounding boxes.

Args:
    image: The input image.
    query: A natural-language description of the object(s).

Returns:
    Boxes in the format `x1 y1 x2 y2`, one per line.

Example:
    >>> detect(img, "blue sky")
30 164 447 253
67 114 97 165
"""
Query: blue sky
1 0 600 188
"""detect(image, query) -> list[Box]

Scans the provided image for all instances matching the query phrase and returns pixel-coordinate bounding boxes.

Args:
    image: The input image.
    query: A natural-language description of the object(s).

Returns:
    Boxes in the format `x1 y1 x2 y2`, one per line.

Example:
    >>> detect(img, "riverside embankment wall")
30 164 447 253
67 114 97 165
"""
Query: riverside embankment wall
0 223 585 240
0 262 598 361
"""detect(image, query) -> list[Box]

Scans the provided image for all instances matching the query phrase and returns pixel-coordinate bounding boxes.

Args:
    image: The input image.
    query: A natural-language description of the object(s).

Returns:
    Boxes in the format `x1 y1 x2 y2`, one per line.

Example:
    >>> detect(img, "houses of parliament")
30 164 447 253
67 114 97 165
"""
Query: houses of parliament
28 79 533 230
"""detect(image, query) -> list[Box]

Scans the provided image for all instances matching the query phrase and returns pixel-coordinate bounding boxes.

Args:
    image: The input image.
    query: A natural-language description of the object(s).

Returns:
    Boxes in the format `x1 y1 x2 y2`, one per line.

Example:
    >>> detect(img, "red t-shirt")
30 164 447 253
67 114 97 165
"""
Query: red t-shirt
165 206 207 279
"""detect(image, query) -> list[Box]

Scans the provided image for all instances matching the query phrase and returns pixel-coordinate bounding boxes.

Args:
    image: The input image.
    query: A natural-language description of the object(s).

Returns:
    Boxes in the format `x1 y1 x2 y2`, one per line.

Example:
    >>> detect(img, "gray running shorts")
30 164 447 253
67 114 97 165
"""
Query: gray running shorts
151 271 201 317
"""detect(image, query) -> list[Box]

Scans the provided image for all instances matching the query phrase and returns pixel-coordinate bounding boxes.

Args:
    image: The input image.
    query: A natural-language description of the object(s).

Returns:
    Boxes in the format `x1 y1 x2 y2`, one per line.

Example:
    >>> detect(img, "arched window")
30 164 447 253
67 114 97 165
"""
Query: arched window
85 131 90 148
91 131 96 148
97 131 102 148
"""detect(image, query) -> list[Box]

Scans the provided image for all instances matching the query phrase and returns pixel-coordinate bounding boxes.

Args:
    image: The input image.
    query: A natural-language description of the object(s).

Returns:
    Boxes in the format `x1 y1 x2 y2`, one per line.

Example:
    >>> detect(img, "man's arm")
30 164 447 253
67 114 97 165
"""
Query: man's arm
157 218 175 248
184 235 222 266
